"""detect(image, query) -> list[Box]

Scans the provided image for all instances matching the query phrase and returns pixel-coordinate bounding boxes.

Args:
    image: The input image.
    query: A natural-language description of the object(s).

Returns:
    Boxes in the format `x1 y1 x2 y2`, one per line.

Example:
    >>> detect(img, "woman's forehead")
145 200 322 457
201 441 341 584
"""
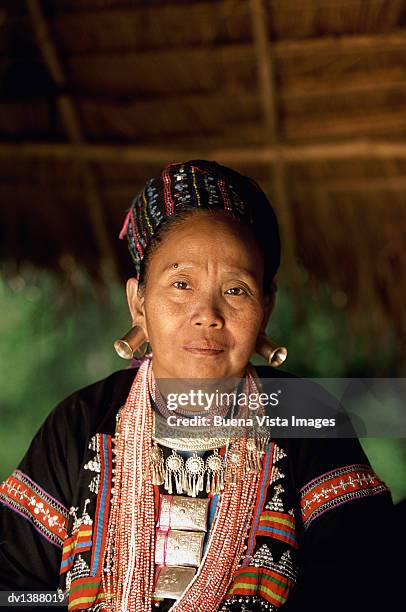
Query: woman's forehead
152 218 263 276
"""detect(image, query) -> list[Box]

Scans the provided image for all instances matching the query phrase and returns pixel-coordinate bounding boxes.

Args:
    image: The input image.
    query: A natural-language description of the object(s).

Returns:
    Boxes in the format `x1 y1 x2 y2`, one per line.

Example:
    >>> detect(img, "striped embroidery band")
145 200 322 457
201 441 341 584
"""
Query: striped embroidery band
256 511 298 549
0 469 68 547
217 178 232 212
191 166 201 207
300 464 389 530
90 434 113 576
67 577 104 611
60 524 93 574
162 167 175 215
225 566 295 608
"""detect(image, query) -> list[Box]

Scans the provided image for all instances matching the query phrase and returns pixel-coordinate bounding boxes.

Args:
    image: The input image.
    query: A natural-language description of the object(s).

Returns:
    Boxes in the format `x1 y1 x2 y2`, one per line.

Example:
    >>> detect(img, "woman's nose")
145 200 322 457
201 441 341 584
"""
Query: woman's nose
190 301 225 328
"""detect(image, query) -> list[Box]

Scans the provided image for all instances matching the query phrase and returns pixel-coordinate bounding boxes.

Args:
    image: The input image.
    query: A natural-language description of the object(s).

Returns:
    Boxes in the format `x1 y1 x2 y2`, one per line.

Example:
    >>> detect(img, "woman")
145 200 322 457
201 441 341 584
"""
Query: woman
0 161 393 611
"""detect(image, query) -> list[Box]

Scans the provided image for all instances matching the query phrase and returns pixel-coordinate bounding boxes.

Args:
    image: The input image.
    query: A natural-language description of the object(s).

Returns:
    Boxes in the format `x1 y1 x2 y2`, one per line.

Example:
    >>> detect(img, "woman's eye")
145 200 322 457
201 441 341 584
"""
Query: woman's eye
172 281 189 290
226 287 247 296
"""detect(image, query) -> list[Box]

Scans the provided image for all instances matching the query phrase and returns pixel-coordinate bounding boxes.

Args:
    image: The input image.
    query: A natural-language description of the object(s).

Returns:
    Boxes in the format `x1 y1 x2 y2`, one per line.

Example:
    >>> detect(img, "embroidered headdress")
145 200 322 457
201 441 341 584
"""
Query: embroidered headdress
119 160 281 294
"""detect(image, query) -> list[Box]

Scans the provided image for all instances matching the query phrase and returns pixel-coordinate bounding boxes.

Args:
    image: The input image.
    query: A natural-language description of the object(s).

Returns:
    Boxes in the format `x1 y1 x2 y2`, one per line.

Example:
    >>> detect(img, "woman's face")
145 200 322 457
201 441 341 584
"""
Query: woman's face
128 211 273 380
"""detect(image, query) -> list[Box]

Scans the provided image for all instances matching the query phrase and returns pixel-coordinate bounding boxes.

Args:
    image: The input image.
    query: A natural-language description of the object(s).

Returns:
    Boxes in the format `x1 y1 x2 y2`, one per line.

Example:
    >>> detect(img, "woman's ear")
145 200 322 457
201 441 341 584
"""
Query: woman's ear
260 292 276 334
126 277 148 338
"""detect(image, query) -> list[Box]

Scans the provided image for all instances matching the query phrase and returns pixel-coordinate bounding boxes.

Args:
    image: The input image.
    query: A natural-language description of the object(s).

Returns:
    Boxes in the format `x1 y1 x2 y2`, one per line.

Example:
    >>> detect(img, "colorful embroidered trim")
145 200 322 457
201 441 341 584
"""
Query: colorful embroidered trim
225 566 294 608
60 524 93 574
256 511 298 549
90 434 112 577
0 469 68 547
67 577 105 611
300 463 389 530
241 442 273 568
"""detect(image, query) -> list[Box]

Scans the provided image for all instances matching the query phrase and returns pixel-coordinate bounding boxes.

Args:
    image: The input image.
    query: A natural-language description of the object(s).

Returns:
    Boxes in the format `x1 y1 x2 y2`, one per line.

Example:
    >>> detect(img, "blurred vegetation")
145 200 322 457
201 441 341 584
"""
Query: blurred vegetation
0 267 405 502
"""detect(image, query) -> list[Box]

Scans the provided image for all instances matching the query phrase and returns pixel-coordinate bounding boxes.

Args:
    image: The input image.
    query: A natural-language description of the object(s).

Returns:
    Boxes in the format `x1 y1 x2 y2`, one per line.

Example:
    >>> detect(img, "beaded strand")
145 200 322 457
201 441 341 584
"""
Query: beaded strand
101 357 265 612
101 358 155 612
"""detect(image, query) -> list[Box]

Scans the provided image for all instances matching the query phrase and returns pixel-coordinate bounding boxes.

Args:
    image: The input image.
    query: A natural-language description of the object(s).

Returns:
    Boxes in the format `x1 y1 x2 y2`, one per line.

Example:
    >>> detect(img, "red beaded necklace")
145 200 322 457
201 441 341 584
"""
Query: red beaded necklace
101 357 264 611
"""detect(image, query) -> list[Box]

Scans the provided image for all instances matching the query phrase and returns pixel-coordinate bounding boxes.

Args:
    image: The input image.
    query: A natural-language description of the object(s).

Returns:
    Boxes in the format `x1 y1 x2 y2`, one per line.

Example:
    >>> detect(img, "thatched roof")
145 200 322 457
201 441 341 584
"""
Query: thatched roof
1 0 406 343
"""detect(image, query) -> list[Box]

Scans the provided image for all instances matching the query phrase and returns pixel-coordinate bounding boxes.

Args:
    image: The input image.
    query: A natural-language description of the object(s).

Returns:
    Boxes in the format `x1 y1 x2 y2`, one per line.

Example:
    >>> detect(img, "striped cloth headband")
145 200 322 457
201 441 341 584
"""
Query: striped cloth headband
119 160 281 285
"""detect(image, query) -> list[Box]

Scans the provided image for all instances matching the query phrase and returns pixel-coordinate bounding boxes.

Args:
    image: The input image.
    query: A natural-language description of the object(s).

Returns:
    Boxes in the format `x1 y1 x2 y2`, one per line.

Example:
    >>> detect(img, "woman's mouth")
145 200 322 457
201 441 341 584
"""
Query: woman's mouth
183 347 224 356
182 342 226 356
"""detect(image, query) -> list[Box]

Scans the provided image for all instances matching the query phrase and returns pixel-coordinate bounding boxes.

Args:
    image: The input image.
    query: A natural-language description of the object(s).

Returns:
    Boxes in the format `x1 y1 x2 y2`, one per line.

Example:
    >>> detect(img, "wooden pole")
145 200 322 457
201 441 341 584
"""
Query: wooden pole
2 139 406 163
26 0 119 282
249 0 299 309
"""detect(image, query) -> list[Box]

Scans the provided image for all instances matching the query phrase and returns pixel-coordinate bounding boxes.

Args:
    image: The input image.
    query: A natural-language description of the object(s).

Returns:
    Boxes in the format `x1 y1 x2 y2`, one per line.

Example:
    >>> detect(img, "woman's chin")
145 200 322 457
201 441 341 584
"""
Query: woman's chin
152 351 249 379
154 358 228 380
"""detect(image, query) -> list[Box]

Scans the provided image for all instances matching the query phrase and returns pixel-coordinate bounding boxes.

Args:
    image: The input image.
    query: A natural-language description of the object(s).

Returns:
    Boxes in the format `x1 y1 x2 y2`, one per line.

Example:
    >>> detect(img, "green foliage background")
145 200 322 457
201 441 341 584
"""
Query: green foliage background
0 269 404 502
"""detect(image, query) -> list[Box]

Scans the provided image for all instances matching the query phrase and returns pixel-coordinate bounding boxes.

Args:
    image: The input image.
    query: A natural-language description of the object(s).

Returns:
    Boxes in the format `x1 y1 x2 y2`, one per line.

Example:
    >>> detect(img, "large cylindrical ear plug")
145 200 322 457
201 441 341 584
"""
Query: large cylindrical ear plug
255 333 287 368
114 326 147 359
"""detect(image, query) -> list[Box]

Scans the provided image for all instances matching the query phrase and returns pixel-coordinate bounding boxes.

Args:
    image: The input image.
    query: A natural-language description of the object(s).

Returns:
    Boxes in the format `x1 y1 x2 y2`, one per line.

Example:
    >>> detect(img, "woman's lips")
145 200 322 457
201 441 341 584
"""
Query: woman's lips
183 346 224 357
182 340 225 357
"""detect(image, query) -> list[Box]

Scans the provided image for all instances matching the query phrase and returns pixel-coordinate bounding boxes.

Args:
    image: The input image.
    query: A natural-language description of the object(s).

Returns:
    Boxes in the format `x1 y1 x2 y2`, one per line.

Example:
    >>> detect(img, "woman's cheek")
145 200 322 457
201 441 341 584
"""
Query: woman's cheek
233 304 263 332
145 293 173 322
145 307 182 346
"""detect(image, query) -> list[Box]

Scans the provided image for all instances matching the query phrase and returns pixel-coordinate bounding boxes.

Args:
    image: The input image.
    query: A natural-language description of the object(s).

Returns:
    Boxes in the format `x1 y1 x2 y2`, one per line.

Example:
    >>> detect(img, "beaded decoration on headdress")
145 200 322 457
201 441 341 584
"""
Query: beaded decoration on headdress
101 357 267 612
